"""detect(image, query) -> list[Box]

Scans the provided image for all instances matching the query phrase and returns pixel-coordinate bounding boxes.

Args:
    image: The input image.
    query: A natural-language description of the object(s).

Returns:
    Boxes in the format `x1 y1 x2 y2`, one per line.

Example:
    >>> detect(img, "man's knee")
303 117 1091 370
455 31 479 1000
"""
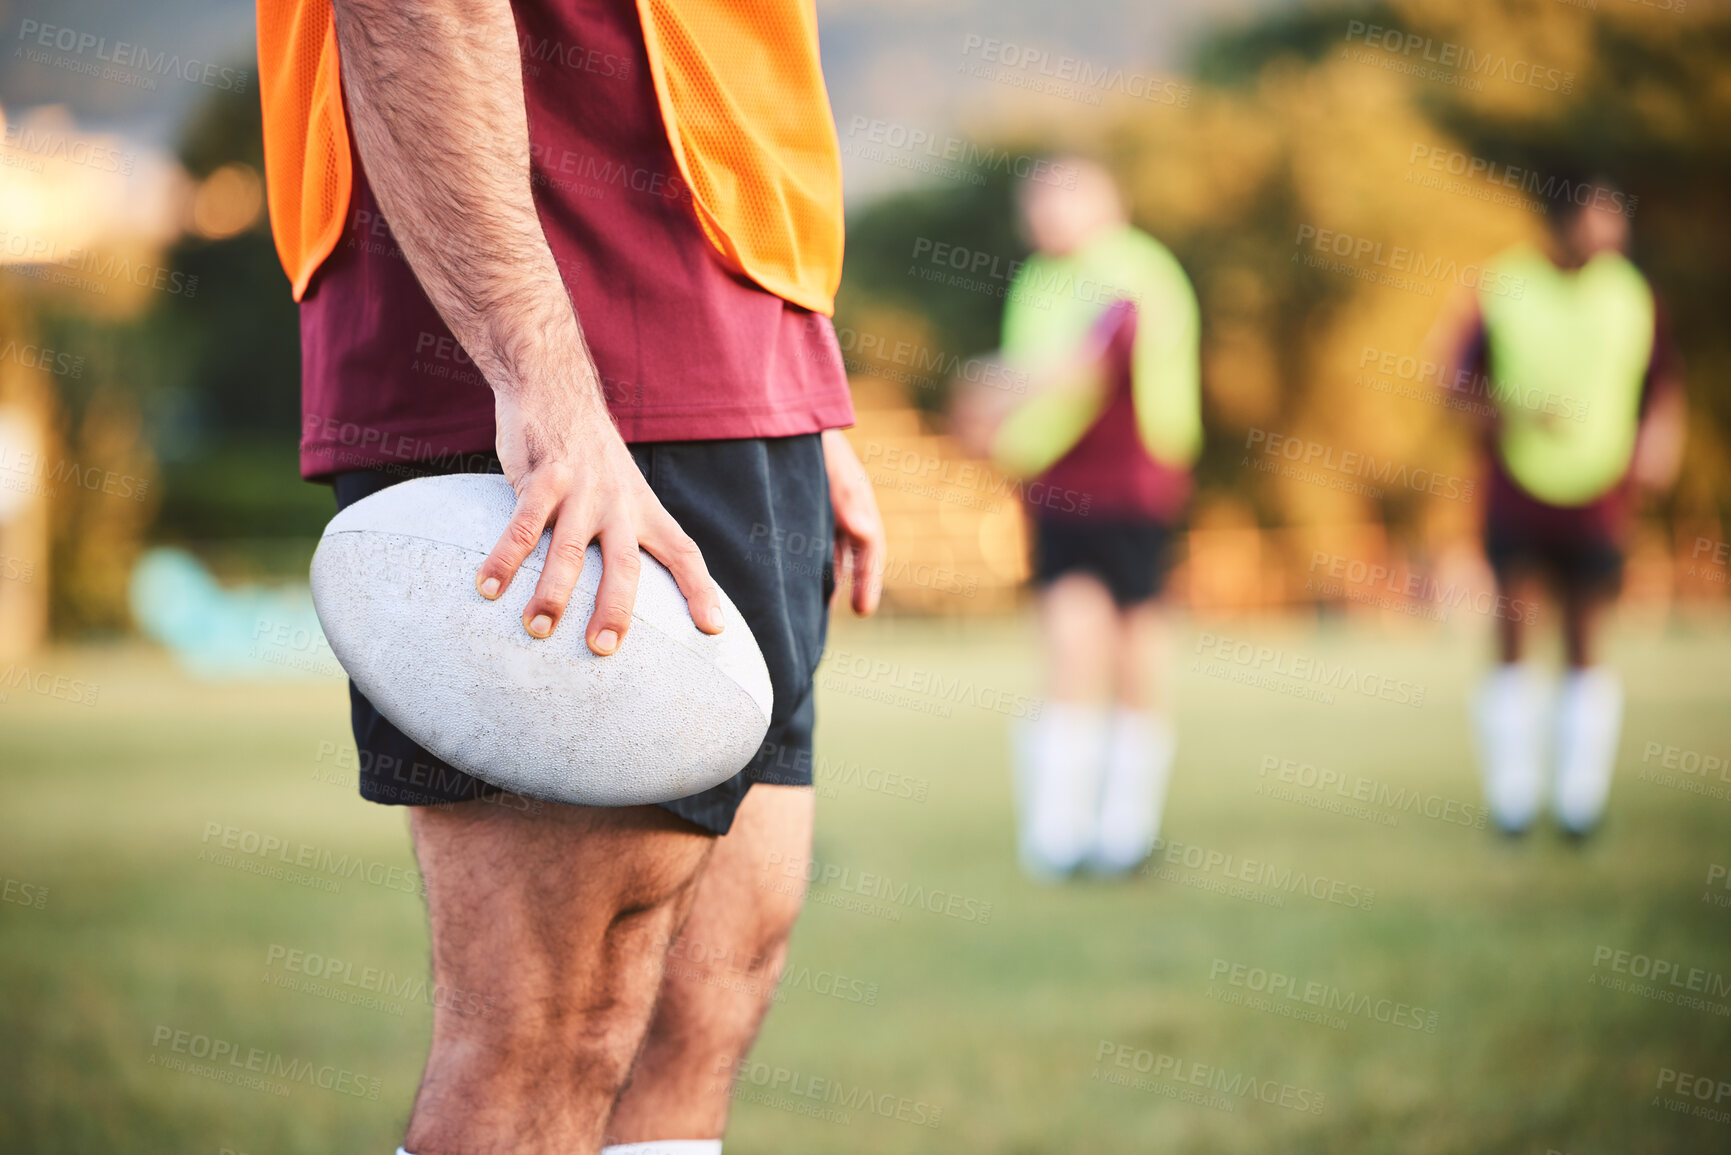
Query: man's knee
740 876 805 982
685 785 812 983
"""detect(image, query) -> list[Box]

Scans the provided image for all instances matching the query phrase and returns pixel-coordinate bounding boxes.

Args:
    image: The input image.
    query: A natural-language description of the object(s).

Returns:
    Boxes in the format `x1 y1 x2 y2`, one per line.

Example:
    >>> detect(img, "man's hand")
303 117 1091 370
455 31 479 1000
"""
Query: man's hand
330 0 720 653
823 430 885 615
478 388 723 653
1630 384 1687 495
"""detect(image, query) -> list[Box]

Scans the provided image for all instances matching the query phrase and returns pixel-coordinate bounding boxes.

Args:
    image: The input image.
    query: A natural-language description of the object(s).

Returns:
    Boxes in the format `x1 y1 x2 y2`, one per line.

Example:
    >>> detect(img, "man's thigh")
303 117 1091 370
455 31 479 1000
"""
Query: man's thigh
410 799 714 1034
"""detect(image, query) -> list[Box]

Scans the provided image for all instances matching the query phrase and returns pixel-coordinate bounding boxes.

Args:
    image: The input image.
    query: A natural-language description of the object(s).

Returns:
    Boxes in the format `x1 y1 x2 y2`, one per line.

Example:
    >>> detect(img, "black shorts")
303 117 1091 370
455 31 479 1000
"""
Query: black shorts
329 435 833 836
1033 516 1175 609
1484 521 1624 599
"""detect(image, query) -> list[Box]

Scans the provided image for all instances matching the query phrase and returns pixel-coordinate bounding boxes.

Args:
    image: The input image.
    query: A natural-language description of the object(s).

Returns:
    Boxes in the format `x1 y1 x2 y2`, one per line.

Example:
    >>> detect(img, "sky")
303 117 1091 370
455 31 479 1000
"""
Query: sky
0 0 1289 203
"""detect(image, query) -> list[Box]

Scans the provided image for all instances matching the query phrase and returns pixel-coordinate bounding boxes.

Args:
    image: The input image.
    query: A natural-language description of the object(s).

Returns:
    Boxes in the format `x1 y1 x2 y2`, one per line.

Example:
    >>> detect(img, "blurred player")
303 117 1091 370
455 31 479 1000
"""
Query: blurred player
962 158 1201 879
1445 178 1684 836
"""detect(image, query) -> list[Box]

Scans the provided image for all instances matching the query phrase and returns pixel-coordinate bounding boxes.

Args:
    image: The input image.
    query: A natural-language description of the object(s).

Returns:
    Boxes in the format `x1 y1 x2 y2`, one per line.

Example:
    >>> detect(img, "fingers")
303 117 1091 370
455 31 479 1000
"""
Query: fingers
832 527 883 617
640 514 725 635
587 519 643 656
477 476 559 606
521 502 594 639
830 537 846 610
848 529 884 616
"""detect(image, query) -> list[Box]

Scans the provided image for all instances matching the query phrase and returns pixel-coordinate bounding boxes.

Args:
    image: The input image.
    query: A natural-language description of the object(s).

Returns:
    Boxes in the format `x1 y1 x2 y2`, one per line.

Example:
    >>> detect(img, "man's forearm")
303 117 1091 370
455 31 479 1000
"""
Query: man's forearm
331 0 600 414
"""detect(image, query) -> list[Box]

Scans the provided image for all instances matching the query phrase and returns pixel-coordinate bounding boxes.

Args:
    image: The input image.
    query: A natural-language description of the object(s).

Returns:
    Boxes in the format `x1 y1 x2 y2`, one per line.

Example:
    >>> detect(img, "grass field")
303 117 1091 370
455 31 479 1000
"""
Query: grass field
3 610 1729 1154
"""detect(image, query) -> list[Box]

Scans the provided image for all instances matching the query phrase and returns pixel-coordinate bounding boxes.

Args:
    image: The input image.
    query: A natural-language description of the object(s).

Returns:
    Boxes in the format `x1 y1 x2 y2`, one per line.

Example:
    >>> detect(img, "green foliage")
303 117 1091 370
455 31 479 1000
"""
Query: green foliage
838 0 1731 533
1191 3 1399 88
841 172 1028 363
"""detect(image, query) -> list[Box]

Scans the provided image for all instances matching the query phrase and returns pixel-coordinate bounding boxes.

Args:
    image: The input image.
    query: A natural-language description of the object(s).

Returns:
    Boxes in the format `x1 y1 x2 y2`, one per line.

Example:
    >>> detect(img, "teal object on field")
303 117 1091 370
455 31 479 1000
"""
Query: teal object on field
128 547 341 680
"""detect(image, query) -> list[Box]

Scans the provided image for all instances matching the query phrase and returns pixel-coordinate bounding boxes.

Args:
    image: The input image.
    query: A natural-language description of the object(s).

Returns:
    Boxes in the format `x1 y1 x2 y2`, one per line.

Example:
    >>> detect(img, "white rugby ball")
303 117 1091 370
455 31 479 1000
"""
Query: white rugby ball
309 474 773 806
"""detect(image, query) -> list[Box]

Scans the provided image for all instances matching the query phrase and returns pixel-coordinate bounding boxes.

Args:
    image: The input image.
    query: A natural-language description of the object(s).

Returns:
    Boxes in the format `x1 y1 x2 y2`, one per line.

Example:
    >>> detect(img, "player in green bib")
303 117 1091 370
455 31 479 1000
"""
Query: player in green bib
954 158 1202 878
1446 179 1685 836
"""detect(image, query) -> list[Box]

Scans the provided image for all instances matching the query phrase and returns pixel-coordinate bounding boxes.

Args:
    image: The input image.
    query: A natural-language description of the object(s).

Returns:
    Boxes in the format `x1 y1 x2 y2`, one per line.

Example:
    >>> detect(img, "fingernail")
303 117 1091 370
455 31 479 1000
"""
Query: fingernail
595 629 619 654
706 607 725 632
528 614 552 638
480 576 501 599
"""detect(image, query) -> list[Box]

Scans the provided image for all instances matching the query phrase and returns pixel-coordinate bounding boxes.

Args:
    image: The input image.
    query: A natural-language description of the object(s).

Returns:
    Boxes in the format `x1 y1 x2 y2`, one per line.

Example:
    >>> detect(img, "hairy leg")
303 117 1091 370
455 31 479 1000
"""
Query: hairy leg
402 800 714 1155
603 784 815 1144
1039 573 1120 703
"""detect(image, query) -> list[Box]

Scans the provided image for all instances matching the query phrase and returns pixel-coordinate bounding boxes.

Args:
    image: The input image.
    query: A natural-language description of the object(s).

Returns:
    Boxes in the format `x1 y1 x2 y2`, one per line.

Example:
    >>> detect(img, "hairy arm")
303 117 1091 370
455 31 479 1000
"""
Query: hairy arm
330 0 722 650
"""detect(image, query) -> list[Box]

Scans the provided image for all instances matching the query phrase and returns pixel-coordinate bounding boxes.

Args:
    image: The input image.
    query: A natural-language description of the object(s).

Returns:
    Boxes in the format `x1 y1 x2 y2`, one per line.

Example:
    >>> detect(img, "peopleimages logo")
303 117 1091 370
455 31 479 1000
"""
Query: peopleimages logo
1407 143 1637 219
1357 345 1588 424
263 943 494 1017
842 116 1077 188
1294 225 1526 299
16 20 249 92
1 124 135 176
1208 958 1440 1033
0 230 198 298
1307 549 1538 625
1256 754 1488 830
1147 837 1376 910
765 851 994 926
959 34 1192 108
823 648 1044 720
1342 20 1574 95
149 1025 381 1099
1092 1040 1326 1115
1590 946 1731 999
714 1055 944 1128
1246 428 1474 503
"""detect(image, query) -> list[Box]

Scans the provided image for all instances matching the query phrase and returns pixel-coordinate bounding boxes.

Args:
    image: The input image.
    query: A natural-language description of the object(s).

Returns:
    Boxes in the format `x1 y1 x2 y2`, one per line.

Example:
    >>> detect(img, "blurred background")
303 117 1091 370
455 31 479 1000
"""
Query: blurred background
3 0 1729 1152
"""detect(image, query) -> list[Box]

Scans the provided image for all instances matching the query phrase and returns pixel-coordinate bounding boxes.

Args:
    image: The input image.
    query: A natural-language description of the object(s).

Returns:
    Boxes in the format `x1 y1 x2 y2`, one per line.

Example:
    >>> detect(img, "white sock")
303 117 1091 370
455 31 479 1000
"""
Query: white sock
1472 664 1548 833
1014 703 1108 878
1090 709 1175 873
1552 667 1623 834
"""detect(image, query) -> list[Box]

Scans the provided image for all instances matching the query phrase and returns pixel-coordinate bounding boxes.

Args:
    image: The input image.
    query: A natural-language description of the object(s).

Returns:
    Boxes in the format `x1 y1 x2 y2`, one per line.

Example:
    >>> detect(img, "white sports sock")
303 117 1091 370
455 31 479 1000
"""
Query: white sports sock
1090 709 1175 874
1472 664 1547 833
1552 667 1623 835
1014 703 1108 878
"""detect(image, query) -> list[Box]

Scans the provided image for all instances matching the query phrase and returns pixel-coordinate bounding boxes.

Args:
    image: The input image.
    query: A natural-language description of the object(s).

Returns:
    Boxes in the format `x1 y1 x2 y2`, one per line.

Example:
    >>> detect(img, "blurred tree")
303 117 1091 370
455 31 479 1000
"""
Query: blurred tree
149 80 318 549
837 0 1731 575
836 171 1027 418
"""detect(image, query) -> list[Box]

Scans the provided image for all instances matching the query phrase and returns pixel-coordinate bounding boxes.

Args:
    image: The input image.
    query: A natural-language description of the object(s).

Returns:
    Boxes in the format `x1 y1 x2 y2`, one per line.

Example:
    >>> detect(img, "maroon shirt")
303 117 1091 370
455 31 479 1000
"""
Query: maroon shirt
297 0 853 480
1033 301 1192 525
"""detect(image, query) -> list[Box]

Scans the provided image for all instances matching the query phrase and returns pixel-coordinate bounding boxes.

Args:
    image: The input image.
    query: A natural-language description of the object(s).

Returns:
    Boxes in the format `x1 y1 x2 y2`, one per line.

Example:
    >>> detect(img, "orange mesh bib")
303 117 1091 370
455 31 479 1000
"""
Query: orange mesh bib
634 0 844 314
256 0 351 302
255 0 843 313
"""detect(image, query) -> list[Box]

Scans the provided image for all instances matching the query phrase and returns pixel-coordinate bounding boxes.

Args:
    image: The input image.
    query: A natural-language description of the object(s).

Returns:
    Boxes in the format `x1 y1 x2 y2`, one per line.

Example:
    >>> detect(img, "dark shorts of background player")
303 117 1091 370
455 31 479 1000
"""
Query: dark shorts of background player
1032 516 1176 609
1484 518 1624 601
328 435 834 837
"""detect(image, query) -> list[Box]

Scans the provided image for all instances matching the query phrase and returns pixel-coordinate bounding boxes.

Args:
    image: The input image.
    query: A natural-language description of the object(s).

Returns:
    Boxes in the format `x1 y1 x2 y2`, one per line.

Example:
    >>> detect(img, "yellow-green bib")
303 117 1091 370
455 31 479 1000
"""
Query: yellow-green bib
1480 245 1654 507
